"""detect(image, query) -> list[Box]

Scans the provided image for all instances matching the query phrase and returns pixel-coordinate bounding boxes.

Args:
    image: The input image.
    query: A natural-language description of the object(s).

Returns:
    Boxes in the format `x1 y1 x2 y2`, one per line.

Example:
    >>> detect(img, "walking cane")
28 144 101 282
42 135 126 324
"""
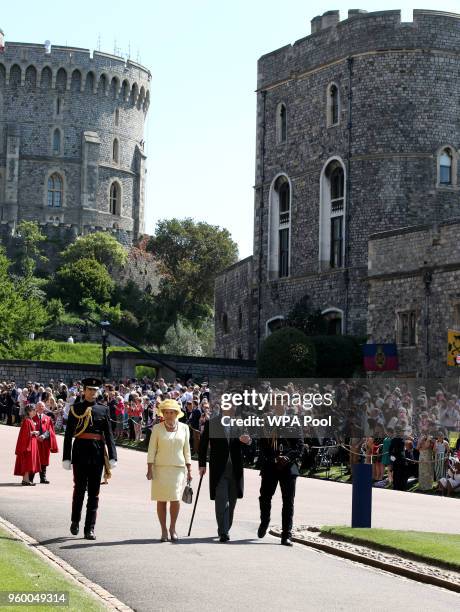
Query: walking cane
187 473 204 536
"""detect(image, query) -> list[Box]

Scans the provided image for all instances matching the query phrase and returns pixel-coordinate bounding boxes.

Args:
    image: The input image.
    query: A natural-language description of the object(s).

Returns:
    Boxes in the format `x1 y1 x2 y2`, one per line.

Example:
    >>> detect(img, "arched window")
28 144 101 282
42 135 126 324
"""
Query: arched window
9 64 21 88
109 182 120 215
322 309 343 336
52 128 62 155
56 68 67 91
268 175 291 279
41 66 52 89
439 149 452 185
47 173 63 207
327 83 340 126
25 65 37 88
85 71 95 93
320 159 346 269
266 316 285 336
71 69 82 92
112 138 119 163
276 103 287 143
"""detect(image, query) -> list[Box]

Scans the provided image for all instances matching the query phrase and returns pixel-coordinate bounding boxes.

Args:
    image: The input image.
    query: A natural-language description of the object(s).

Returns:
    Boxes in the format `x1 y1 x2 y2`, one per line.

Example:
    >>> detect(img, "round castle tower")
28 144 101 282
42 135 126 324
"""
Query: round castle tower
0 37 151 244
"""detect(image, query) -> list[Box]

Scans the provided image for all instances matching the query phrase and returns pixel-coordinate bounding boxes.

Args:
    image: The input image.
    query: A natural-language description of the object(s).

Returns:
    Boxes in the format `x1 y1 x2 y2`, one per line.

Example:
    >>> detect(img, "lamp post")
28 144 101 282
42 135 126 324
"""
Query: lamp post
100 320 110 380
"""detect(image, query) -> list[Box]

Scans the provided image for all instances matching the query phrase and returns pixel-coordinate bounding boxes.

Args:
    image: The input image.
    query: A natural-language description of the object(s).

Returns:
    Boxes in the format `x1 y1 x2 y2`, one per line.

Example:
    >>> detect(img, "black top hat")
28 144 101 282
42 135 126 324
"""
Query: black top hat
82 377 102 389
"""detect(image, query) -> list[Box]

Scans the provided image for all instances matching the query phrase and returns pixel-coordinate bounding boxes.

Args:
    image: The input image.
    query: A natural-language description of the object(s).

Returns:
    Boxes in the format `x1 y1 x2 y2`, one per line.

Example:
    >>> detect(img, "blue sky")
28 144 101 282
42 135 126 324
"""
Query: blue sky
2 1 459 258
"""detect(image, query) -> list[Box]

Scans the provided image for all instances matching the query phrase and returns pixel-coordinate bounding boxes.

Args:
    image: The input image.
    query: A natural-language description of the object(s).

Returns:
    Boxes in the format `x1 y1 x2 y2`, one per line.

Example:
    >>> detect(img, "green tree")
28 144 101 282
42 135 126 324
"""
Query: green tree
147 218 238 337
257 327 316 378
15 220 48 278
0 249 49 358
55 258 115 312
60 232 127 269
287 295 328 336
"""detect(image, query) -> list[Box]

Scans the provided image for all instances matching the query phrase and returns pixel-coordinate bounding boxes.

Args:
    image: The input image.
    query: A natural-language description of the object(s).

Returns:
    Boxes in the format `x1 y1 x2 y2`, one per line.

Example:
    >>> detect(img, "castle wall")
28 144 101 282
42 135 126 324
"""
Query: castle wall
368 220 460 377
216 9 460 374
0 41 150 242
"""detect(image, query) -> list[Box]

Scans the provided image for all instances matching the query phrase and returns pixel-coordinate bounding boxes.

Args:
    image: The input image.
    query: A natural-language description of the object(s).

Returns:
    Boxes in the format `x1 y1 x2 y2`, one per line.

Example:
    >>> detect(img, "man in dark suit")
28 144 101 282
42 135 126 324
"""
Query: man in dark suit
198 407 252 542
257 402 304 547
63 377 117 540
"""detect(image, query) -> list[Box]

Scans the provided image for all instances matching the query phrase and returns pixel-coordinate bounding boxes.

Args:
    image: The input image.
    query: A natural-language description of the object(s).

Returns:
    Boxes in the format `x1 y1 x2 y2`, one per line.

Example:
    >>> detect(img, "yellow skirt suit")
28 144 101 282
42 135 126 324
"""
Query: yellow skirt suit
147 421 191 501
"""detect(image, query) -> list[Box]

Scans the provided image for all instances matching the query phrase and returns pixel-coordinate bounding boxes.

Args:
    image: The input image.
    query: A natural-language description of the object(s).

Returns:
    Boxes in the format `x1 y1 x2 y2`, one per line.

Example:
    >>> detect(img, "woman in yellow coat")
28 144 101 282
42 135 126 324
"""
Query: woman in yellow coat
146 399 192 541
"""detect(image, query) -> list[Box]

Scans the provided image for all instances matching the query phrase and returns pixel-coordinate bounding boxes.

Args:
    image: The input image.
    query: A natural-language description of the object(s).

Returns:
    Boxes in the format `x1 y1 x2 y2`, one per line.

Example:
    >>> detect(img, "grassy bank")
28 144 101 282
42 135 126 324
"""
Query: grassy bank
0 526 106 611
9 340 138 364
320 526 460 570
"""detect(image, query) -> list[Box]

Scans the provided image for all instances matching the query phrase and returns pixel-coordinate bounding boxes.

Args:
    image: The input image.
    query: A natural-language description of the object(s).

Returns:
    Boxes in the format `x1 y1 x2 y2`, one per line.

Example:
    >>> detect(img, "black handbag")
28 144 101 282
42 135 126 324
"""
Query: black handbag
182 477 193 504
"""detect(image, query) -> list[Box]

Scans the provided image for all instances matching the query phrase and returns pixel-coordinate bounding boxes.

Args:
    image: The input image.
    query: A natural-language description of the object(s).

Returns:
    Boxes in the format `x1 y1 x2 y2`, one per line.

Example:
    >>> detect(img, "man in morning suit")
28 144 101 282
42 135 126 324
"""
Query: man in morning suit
63 377 117 540
198 405 251 542
257 399 304 546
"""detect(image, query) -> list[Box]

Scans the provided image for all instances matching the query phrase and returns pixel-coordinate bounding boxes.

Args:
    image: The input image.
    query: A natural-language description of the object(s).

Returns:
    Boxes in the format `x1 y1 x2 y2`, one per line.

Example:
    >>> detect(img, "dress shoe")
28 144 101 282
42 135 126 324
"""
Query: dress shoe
21 481 35 486
169 531 179 542
257 520 270 539
40 479 50 484
70 522 79 535
84 529 96 540
219 534 230 543
281 537 293 547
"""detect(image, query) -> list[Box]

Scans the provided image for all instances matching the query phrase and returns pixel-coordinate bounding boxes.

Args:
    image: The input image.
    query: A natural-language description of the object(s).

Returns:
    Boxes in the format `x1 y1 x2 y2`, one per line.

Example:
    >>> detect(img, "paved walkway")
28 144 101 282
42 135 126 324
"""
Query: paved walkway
0 425 458 612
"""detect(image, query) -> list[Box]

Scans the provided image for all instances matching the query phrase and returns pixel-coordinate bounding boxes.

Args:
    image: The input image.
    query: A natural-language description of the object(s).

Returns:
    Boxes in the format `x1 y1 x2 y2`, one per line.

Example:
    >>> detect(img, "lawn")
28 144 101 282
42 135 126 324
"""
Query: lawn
16 340 138 364
320 526 460 569
0 526 106 611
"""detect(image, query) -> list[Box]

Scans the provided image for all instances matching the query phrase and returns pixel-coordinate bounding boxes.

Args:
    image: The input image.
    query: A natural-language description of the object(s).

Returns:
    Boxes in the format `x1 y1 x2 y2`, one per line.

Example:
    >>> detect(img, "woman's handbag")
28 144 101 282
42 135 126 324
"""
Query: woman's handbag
182 477 193 504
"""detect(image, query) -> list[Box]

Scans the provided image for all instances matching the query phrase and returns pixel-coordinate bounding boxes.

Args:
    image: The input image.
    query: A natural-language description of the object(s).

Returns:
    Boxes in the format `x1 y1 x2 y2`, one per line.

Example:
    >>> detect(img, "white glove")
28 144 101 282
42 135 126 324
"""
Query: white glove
62 460 71 470
390 455 396 462
109 459 117 469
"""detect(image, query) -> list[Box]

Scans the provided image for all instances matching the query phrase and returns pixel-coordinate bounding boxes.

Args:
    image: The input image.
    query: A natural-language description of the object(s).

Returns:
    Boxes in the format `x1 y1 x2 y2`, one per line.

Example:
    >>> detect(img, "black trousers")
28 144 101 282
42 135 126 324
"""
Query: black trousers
259 467 297 538
71 463 104 530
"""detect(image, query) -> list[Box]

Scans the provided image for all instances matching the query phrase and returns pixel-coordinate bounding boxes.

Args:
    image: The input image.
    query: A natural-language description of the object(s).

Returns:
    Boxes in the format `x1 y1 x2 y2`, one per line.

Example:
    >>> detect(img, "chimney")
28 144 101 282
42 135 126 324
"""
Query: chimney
311 15 322 34
321 10 340 29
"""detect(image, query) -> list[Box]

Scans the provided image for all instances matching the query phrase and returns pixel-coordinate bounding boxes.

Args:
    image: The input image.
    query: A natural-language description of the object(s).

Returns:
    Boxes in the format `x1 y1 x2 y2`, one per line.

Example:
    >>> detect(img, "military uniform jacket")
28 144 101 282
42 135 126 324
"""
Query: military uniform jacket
63 400 117 466
257 423 305 476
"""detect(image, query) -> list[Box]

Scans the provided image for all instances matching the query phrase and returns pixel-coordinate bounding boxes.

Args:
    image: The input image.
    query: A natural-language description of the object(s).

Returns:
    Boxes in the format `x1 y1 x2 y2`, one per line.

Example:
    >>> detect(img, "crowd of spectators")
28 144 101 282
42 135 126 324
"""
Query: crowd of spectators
1 376 459 496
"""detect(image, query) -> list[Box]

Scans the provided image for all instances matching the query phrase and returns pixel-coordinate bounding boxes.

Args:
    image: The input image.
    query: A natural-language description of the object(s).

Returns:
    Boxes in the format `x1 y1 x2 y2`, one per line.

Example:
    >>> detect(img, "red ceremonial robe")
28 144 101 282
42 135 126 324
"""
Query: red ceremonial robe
32 414 59 466
14 418 41 476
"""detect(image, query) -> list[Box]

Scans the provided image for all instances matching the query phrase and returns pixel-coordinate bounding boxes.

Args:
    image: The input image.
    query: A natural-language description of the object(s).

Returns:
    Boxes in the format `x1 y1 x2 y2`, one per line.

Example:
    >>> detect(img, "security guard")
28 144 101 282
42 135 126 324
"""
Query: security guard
63 377 117 540
256 401 304 546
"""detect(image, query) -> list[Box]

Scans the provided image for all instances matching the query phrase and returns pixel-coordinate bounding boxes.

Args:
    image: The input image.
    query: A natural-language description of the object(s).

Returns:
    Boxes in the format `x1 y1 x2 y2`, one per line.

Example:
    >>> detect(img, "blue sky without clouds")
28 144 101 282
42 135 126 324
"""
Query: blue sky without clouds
2 1 459 258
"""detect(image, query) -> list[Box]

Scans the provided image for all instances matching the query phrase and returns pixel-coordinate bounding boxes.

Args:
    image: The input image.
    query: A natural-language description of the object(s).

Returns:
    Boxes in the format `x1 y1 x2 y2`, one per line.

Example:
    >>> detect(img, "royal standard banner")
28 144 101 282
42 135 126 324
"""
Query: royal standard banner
363 343 399 371
447 329 460 367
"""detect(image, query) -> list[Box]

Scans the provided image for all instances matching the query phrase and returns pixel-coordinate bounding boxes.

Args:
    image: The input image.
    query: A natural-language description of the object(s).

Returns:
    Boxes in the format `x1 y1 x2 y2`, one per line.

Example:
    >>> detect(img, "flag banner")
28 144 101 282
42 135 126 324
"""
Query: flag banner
363 343 399 371
447 329 460 367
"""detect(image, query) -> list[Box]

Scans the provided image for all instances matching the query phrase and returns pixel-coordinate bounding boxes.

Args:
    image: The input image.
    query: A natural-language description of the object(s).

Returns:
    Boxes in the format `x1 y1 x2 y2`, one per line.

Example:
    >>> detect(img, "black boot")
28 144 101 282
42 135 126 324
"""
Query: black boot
40 467 50 484
258 518 270 539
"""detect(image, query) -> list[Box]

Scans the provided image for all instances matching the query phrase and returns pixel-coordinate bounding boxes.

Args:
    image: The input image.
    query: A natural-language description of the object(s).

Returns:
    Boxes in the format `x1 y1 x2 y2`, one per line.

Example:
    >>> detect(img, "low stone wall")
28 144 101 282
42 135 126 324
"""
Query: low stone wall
0 360 103 386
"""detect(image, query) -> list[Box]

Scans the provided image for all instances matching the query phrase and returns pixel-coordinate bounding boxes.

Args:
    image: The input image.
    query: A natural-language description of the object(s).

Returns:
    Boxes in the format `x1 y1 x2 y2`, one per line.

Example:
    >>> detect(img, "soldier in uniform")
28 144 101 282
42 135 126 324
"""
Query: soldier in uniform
63 377 117 540
257 400 304 546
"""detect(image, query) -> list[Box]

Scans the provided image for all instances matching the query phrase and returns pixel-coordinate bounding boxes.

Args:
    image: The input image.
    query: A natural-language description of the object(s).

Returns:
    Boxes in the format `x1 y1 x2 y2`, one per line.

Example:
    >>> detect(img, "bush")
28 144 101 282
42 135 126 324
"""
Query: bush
257 327 316 378
310 335 364 378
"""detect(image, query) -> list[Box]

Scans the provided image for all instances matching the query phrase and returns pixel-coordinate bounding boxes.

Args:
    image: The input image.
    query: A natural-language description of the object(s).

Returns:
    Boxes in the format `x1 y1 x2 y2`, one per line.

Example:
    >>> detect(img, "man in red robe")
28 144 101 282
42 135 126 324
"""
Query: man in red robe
31 401 59 484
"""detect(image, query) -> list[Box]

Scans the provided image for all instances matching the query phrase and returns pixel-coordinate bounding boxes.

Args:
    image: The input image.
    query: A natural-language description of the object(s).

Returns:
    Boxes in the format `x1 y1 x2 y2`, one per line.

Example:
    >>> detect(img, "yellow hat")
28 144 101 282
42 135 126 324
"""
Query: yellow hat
156 399 184 420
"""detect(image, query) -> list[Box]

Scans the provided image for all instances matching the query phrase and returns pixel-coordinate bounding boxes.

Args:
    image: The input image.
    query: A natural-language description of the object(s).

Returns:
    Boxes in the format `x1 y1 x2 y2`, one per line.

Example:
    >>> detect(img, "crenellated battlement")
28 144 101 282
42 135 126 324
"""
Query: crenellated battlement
258 8 460 90
0 41 151 110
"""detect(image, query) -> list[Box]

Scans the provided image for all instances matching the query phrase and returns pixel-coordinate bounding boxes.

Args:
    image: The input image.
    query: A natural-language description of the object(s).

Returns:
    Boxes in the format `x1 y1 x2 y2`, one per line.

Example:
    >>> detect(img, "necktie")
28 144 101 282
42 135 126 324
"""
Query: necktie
39 415 43 434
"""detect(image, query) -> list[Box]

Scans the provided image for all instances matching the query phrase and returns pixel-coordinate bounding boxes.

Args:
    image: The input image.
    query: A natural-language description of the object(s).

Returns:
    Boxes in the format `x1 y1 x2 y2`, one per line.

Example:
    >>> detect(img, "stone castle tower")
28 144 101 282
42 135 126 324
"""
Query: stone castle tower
0 37 150 245
215 9 460 377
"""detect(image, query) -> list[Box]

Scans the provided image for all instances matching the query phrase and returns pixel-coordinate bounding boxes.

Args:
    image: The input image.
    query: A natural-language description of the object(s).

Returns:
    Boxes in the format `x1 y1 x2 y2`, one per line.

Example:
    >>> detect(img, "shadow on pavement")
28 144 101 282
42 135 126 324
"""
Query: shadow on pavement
59 536 269 549
0 483 23 487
